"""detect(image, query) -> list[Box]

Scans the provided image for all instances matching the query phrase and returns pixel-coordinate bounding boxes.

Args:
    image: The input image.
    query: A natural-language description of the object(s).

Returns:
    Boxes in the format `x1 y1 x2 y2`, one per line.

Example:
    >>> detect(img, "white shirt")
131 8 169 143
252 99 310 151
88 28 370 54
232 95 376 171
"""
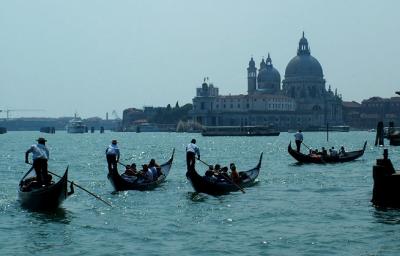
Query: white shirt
106 144 120 157
294 132 303 141
143 169 153 181
186 143 200 156
27 144 49 160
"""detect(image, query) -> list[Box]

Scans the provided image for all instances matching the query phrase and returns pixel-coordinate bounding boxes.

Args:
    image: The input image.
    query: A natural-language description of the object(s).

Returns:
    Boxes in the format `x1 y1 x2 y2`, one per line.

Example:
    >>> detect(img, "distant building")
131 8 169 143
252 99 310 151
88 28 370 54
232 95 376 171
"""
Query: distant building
342 96 400 128
191 33 343 130
342 101 361 128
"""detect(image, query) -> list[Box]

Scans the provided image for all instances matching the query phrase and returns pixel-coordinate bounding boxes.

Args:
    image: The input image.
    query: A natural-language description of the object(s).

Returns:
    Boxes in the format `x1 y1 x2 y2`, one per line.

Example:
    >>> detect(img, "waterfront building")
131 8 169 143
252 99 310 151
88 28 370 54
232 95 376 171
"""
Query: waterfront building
191 33 343 130
342 96 400 129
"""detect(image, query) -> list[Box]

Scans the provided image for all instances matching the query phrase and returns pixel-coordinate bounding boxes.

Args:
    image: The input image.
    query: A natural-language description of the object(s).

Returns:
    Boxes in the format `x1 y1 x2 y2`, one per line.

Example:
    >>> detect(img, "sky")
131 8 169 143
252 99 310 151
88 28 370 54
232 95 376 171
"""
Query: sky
1 0 399 118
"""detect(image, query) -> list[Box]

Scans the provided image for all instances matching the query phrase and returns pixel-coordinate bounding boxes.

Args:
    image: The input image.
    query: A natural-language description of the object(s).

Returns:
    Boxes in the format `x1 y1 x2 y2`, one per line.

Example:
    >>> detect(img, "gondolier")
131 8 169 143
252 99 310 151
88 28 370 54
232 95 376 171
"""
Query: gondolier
186 139 200 169
25 137 50 186
106 139 120 173
294 130 304 152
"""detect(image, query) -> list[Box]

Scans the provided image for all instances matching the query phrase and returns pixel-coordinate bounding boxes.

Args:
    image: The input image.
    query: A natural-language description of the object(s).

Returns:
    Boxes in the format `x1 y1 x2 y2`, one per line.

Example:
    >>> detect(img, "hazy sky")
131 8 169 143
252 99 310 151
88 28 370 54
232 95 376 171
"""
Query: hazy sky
1 0 399 118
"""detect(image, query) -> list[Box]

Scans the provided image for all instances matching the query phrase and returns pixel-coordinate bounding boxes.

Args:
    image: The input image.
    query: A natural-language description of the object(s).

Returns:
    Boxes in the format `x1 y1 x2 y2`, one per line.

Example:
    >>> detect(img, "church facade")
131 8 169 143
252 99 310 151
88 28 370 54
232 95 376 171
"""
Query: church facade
191 33 343 130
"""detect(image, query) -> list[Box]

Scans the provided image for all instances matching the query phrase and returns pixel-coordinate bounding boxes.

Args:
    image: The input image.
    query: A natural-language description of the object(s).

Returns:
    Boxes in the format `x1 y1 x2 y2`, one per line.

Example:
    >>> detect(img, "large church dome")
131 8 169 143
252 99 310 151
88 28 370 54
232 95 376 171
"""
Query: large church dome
285 33 323 78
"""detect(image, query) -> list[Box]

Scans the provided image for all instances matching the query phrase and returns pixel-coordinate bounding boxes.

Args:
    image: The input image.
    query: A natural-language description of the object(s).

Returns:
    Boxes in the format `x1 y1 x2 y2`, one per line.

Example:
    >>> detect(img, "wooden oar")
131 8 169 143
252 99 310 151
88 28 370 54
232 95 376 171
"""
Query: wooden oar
19 165 35 185
302 142 311 151
197 158 245 193
27 163 112 207
117 161 127 167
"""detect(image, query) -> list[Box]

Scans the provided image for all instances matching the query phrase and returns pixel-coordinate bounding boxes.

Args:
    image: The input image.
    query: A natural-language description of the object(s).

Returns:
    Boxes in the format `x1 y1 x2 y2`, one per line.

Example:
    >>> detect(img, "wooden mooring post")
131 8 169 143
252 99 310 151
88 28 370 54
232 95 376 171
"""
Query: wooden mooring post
375 121 384 146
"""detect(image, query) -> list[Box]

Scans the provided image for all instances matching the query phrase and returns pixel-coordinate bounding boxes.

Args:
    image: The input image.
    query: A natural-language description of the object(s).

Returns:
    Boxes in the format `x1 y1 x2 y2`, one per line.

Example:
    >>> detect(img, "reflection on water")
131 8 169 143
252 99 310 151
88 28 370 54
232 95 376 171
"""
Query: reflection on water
187 192 208 202
373 206 400 225
28 207 72 224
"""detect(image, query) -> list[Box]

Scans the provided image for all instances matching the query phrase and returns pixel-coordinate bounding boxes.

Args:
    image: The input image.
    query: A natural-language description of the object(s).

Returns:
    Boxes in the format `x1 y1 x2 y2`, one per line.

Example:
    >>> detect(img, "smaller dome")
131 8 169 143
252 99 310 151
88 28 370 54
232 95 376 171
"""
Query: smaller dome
257 53 281 90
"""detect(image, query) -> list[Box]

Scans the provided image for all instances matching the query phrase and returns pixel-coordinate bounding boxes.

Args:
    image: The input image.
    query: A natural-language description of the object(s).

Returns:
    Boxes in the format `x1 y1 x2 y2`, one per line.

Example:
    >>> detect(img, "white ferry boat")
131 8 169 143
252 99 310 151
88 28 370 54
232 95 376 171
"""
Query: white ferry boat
66 114 87 133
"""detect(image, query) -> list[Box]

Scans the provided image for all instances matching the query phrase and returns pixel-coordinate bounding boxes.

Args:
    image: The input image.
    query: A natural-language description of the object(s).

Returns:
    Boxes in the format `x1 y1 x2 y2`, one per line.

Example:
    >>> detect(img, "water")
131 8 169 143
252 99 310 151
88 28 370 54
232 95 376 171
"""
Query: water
1 131 400 255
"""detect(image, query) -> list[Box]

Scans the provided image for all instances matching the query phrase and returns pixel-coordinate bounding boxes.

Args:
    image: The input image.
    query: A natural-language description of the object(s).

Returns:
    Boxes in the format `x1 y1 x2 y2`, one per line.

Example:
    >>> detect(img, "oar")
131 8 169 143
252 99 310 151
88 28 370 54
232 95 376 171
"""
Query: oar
197 158 245 194
20 165 35 185
117 161 127 168
302 142 312 151
27 163 112 207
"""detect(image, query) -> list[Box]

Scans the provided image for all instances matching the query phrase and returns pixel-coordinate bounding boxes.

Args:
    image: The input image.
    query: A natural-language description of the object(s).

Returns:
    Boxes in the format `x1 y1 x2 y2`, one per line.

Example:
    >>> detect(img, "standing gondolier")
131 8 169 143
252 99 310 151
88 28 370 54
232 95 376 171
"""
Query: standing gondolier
186 139 200 170
294 130 304 152
106 139 120 173
25 137 50 186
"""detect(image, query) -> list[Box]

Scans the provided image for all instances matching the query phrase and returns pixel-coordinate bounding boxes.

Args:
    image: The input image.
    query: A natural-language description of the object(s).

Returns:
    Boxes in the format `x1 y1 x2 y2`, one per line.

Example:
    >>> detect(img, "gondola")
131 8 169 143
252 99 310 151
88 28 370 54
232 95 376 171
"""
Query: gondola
288 141 367 164
18 167 71 211
107 149 175 191
186 152 263 196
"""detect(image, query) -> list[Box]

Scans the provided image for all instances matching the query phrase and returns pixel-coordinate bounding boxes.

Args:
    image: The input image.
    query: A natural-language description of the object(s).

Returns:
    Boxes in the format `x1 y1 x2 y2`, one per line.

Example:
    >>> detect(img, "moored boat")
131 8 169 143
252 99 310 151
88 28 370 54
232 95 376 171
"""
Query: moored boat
288 141 367 164
19 167 72 211
107 149 175 191
186 152 263 195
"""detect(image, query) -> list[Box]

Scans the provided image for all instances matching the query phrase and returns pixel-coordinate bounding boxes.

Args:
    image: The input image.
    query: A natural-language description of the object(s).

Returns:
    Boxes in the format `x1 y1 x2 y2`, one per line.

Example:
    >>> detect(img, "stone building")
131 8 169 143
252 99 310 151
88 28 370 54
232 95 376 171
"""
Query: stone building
355 97 400 128
191 33 343 130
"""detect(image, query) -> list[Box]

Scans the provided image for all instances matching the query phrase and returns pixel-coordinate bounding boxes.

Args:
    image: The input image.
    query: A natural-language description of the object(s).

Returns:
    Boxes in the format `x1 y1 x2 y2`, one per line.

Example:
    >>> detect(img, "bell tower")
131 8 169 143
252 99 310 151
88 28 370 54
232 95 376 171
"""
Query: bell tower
247 57 257 95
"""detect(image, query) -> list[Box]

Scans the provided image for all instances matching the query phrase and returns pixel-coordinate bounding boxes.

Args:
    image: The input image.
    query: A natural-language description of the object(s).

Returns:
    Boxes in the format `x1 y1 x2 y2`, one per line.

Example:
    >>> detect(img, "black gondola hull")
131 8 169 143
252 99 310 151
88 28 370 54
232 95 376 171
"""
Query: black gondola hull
107 149 174 191
18 169 69 211
186 153 263 196
288 141 367 164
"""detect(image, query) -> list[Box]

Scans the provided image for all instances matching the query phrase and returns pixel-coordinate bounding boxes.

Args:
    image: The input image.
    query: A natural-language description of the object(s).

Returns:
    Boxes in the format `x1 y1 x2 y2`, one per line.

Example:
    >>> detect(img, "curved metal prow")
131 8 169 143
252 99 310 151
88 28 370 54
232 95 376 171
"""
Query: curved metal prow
256 152 263 169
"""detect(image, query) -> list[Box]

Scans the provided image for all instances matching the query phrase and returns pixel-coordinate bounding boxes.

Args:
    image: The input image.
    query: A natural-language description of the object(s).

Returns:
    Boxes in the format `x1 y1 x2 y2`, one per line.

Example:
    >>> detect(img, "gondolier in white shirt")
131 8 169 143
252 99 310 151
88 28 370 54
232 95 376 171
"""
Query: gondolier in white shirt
25 137 50 186
106 139 120 173
294 130 304 152
186 139 200 170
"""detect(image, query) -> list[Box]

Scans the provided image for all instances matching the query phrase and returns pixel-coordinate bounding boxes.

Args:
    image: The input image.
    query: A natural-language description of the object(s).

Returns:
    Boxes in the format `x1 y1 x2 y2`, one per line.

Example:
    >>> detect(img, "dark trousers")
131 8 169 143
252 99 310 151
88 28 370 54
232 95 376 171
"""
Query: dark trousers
186 151 196 170
33 158 49 185
295 140 302 152
107 154 117 173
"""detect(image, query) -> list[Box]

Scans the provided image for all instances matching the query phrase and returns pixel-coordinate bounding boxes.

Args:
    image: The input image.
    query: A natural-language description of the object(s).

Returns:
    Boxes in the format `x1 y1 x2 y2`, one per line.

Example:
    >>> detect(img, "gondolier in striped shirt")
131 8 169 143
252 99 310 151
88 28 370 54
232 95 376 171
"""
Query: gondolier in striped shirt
25 137 50 186
106 139 120 173
186 139 200 170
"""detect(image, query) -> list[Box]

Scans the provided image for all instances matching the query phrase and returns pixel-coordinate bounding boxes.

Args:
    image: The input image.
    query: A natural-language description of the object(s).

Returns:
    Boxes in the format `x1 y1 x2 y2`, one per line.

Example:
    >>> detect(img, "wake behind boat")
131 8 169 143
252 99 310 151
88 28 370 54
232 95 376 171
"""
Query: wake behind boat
107 149 175 191
186 153 263 195
288 141 367 164
19 167 73 211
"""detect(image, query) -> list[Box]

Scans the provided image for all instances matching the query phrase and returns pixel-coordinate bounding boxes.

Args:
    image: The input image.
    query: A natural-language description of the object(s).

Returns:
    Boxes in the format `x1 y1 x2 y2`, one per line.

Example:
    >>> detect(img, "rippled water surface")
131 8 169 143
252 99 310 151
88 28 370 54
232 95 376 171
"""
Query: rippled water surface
1 131 400 255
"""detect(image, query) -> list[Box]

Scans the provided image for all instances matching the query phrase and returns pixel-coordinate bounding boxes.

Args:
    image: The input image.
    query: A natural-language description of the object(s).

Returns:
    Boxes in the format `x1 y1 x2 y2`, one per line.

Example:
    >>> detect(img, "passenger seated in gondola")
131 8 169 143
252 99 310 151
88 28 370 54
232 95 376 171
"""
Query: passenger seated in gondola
309 149 320 158
148 159 161 180
124 163 138 176
21 177 40 191
121 163 139 182
229 163 241 183
21 174 53 191
339 146 346 156
205 165 215 177
329 147 338 157
217 167 229 181
214 164 221 173
320 147 328 157
140 164 154 182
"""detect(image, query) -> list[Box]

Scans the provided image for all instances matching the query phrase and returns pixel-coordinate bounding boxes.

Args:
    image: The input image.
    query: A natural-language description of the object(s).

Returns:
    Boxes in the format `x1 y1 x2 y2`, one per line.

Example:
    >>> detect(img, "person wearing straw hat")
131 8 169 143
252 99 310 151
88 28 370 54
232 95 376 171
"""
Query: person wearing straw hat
25 137 50 186
106 139 120 173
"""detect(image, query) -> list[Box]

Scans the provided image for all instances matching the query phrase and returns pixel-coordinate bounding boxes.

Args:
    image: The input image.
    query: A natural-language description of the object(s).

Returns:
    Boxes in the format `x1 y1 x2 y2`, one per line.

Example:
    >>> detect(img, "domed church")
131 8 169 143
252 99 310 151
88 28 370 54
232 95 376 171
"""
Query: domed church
191 33 343 130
